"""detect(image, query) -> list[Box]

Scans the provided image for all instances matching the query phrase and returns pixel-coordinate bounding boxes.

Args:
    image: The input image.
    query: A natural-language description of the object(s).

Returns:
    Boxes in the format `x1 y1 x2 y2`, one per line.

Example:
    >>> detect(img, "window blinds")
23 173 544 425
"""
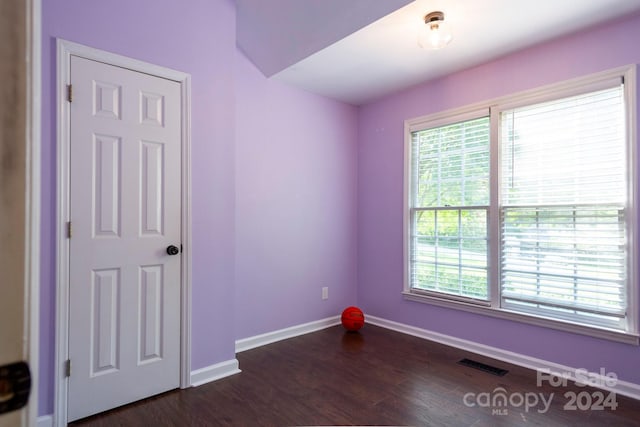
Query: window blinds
410 116 490 300
499 85 627 327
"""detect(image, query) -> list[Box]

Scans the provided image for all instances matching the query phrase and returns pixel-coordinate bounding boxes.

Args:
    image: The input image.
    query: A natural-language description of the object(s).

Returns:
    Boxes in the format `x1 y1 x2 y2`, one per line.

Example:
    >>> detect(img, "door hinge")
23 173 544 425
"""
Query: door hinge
67 84 73 102
67 221 72 238
65 359 71 377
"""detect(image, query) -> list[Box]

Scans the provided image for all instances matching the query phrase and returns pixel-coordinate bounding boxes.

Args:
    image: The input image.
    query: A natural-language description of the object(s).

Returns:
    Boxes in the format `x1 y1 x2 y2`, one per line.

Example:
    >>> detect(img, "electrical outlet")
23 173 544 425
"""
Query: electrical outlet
322 287 329 300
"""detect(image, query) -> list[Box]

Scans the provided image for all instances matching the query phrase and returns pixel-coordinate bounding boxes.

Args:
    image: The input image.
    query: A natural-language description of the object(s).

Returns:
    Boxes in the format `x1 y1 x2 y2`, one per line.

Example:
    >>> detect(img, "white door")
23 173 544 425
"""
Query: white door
68 56 182 421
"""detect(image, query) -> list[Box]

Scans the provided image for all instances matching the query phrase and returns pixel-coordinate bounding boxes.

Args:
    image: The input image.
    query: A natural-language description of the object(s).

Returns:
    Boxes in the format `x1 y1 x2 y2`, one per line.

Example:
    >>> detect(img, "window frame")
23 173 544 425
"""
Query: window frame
402 65 638 344
408 108 491 303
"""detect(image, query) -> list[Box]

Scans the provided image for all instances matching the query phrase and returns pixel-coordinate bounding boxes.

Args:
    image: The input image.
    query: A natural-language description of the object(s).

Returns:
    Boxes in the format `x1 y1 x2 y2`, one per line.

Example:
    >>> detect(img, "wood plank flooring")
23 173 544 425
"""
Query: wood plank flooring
71 324 640 426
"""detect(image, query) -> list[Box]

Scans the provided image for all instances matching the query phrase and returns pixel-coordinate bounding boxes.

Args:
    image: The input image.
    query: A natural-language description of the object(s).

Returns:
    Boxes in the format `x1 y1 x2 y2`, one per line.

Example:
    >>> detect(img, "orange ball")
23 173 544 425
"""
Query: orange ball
341 306 365 331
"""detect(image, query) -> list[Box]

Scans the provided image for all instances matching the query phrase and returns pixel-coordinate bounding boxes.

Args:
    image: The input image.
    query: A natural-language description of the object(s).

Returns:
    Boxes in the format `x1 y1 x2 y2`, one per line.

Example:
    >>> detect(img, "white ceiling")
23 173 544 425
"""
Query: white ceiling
237 0 640 105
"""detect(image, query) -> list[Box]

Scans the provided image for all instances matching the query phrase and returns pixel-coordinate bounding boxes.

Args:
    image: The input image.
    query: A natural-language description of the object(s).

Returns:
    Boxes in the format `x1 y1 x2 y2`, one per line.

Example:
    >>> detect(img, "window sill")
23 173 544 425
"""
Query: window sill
402 290 639 345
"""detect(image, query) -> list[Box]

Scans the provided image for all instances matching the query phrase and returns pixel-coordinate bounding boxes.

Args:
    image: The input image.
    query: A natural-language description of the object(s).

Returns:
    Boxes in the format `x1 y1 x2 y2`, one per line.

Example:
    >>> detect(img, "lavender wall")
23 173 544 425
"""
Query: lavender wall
234 51 358 338
38 1 640 419
357 12 640 384
40 0 237 415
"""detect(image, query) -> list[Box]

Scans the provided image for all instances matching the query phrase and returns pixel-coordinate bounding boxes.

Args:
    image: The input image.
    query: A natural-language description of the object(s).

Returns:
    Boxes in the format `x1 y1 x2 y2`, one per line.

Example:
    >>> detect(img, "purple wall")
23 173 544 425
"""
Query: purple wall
357 12 640 384
39 1 640 420
234 51 358 338
40 0 237 415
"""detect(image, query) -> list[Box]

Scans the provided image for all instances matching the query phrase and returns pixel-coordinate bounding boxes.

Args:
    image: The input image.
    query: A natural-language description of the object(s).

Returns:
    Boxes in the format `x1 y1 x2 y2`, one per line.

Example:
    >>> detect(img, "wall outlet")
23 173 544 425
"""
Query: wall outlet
322 287 329 300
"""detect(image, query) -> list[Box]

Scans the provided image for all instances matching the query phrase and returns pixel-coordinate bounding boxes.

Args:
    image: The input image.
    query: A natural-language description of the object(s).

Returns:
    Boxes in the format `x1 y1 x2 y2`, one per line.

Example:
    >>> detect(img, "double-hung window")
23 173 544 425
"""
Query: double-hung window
404 66 637 341
408 110 491 303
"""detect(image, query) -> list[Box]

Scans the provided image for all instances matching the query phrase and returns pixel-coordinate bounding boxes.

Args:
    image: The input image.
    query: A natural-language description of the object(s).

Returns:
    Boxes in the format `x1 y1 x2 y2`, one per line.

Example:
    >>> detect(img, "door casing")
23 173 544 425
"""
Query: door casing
54 39 192 426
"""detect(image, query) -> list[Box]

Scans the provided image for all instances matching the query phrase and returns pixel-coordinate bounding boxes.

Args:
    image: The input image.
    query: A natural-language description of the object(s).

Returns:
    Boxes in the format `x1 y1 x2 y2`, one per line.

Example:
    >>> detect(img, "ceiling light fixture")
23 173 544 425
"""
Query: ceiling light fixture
418 11 453 50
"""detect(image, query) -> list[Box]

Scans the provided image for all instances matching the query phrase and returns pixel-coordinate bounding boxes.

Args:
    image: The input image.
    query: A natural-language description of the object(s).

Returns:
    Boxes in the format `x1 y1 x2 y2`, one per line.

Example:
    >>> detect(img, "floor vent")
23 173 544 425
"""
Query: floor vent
458 358 508 376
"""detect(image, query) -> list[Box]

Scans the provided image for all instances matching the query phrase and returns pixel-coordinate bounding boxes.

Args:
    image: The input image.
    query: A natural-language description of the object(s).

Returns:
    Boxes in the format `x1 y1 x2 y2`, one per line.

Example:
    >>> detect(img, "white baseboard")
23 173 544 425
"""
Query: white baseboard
190 359 241 387
367 315 640 401
235 316 341 353
37 415 53 427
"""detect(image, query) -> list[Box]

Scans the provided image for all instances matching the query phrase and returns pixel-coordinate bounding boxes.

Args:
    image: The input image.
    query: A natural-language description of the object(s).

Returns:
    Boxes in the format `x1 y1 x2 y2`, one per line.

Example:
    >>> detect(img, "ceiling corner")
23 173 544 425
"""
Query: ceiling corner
235 0 413 77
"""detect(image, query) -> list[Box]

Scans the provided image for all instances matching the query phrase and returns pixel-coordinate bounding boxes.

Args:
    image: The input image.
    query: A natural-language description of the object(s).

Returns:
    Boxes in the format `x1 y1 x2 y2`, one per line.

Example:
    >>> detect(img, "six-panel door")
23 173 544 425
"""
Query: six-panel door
68 55 181 422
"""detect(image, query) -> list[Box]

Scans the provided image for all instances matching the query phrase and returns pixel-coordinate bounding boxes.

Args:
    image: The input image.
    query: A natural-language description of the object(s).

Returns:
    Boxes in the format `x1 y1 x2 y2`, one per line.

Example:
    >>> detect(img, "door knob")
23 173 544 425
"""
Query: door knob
166 245 180 256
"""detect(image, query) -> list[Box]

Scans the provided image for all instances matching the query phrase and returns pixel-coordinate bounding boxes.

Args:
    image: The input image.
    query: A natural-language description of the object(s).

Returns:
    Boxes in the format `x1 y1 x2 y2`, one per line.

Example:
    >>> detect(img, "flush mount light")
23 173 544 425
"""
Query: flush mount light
418 11 453 50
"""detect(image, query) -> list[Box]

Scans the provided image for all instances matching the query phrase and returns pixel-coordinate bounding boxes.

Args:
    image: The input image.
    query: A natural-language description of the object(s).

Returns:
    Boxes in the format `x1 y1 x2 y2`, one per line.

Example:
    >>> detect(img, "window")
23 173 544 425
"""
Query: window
409 113 490 302
404 66 637 342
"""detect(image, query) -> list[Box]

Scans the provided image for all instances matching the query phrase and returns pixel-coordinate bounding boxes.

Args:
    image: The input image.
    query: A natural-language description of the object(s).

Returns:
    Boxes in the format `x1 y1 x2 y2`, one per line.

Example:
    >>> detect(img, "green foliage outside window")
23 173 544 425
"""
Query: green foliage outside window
411 117 490 299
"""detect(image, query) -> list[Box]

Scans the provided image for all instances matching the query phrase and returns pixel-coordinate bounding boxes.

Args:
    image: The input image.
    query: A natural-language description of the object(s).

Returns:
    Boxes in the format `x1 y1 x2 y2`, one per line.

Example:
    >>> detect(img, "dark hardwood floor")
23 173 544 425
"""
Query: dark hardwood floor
71 324 640 426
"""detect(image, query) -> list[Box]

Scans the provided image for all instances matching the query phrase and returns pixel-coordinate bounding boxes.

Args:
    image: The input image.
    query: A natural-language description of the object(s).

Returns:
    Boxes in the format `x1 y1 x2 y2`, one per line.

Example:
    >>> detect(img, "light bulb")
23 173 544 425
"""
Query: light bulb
418 12 453 50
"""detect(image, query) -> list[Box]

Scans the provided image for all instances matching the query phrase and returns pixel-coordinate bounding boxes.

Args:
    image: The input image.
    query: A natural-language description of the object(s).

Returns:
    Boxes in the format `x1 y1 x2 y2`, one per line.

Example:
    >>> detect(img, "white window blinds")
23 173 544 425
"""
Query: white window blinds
499 84 627 328
410 116 490 300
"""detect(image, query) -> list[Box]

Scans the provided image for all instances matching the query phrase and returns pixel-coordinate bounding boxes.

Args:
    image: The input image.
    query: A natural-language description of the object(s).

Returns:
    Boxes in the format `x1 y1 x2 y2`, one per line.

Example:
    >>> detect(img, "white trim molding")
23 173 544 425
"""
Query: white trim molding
367 315 640 401
401 291 639 345
236 316 341 353
54 39 192 426
36 415 53 427
190 359 241 387
26 0 41 425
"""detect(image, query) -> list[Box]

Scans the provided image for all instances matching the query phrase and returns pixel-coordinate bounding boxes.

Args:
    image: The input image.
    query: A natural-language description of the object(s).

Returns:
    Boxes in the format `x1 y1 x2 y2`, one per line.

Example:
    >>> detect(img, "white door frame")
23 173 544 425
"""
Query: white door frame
54 39 192 426
23 0 41 425
26 0 41 425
